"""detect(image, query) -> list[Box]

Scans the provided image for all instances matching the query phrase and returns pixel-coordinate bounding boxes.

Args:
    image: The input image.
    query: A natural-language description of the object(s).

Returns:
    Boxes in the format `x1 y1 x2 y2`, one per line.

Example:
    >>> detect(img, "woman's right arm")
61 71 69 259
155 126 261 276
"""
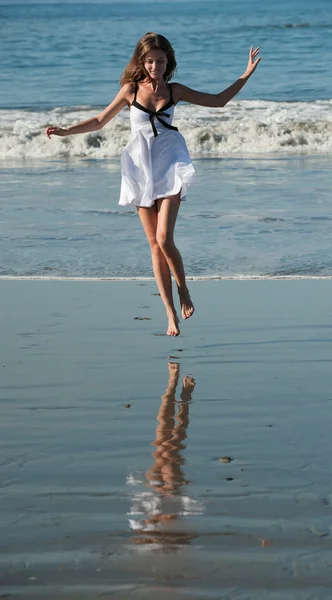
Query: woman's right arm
45 82 135 139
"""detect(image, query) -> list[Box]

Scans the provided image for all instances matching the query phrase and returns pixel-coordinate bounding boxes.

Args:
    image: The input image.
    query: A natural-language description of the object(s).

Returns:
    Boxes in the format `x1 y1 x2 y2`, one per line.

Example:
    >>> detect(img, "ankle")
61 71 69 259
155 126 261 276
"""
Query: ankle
178 285 190 297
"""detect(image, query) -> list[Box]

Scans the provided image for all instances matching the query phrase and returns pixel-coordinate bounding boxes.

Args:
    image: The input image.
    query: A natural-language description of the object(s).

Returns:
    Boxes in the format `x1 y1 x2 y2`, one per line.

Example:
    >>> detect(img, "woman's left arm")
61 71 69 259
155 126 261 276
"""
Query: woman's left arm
173 47 261 108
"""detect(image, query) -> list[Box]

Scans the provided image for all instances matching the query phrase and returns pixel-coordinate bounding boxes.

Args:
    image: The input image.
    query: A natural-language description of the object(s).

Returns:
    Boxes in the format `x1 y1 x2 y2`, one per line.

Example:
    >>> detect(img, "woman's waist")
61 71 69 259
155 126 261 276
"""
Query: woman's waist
130 120 173 132
130 118 178 137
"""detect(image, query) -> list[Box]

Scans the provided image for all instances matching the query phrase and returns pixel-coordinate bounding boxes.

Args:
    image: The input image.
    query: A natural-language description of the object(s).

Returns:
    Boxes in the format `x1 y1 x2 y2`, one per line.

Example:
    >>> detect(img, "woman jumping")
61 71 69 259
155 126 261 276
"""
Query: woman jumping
46 32 261 336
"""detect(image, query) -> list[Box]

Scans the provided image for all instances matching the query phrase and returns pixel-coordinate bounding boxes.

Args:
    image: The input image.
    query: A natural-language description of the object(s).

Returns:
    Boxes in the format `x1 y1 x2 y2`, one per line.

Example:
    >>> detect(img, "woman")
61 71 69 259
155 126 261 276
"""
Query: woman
46 33 261 336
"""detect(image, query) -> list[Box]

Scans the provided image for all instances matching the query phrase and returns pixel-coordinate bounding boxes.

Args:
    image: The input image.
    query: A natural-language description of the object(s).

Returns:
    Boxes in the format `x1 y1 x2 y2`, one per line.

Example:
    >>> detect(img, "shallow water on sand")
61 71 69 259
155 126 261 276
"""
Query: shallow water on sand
1 156 332 279
1 281 332 598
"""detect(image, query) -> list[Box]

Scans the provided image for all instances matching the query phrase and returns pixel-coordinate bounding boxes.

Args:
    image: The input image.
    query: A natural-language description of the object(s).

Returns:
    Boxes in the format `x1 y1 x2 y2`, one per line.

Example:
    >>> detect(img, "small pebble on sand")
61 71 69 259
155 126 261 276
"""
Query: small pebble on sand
219 456 232 463
134 316 151 321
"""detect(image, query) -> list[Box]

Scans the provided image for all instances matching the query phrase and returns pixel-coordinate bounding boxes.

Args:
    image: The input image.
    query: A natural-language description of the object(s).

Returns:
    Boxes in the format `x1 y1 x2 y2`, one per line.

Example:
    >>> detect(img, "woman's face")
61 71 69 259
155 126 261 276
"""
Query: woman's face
144 49 167 81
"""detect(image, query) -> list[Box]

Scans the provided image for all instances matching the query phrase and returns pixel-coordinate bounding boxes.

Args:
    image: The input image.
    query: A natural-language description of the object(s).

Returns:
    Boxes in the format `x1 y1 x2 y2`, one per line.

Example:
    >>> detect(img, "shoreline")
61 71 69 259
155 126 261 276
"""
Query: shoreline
1 275 332 281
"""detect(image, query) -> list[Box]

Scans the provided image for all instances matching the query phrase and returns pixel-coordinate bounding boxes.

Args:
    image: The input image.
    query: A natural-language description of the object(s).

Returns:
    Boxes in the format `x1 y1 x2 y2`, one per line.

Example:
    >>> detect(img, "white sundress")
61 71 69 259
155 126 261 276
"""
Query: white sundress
119 82 195 208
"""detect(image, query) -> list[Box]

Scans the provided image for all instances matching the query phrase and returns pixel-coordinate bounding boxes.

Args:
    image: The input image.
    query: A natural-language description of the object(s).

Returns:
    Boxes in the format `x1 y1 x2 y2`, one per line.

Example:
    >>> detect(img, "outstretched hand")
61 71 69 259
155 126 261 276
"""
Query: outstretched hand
45 126 68 139
245 46 261 77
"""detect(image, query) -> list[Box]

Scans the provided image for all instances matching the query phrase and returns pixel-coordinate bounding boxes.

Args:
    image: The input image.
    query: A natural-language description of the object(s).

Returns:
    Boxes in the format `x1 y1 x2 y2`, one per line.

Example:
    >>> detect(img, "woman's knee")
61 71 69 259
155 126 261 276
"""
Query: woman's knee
156 231 174 253
149 237 162 254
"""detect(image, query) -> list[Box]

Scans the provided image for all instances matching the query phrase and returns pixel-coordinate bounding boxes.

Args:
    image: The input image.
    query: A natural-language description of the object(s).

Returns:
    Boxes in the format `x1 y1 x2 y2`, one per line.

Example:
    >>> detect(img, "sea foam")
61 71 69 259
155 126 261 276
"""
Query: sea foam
1 100 332 159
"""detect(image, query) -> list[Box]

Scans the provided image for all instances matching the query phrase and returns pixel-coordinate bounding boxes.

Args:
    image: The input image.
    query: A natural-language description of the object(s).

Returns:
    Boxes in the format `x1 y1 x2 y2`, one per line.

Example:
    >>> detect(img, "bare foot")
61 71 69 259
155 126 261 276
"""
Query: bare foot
182 375 196 391
178 287 195 320
168 361 180 373
168 361 180 385
167 312 180 336
179 376 195 405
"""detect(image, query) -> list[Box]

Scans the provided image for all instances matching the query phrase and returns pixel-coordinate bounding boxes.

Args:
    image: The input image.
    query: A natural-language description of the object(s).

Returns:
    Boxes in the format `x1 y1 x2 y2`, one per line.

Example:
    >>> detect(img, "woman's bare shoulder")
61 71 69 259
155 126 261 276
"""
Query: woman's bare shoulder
170 82 184 104
120 82 137 104
122 81 137 92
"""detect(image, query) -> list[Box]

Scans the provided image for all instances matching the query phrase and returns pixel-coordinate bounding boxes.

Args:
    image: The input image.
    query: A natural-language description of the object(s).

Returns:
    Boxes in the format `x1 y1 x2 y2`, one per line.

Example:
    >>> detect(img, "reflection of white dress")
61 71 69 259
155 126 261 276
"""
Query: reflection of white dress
127 474 203 533
119 83 195 208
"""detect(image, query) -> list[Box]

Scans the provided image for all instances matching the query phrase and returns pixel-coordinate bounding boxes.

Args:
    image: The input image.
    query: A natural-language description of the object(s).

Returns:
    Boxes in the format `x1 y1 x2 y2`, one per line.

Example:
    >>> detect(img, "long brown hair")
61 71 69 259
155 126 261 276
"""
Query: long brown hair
120 32 177 86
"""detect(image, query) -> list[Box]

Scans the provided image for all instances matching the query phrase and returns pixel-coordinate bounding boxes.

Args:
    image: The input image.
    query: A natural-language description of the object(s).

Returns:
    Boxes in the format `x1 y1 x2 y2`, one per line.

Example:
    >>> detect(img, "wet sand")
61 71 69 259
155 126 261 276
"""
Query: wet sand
1 280 332 599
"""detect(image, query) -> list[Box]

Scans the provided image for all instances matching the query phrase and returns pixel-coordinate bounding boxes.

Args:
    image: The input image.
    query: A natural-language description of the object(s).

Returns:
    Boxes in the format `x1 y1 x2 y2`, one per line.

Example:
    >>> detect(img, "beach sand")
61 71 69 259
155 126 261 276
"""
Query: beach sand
1 280 332 599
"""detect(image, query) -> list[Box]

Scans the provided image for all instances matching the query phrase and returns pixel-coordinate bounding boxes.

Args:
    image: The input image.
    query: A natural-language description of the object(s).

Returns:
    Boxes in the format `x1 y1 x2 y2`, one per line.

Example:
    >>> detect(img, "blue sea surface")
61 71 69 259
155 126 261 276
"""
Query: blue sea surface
1 0 332 278
1 0 332 108
1 156 332 278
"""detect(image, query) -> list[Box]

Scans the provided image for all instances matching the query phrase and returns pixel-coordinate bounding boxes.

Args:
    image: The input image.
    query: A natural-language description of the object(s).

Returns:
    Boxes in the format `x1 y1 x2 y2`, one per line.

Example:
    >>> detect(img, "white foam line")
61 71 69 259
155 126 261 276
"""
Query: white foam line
1 276 332 281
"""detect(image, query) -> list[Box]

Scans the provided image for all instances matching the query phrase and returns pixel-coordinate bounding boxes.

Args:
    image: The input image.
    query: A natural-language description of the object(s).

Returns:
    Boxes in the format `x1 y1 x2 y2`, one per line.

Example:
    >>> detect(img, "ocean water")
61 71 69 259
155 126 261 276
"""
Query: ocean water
1 0 332 278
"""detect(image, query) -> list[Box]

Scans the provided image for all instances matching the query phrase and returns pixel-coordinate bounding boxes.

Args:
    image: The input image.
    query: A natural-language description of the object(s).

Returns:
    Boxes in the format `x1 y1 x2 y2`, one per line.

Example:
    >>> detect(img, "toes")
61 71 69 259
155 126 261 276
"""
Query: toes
167 328 180 336
167 313 180 336
181 304 195 319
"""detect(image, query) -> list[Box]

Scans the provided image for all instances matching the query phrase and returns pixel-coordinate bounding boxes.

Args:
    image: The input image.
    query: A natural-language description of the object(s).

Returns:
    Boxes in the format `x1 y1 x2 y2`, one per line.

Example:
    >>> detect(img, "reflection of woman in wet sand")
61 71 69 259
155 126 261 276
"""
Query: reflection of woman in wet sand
128 363 202 546
128 364 272 551
146 362 192 497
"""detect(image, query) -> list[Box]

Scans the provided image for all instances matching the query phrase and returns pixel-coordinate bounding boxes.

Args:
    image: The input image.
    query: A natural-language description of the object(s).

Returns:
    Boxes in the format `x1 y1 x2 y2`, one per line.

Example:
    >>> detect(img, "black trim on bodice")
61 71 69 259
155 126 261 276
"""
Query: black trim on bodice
132 82 179 137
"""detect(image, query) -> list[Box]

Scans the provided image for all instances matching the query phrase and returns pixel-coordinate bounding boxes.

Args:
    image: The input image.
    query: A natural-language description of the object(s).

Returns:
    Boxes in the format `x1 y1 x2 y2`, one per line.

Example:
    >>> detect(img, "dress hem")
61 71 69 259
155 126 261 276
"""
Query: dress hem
118 182 192 208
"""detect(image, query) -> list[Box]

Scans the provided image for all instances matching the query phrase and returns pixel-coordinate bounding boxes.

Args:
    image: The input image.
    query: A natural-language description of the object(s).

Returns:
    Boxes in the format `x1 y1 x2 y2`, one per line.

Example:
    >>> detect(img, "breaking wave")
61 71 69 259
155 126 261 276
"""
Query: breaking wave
1 99 332 159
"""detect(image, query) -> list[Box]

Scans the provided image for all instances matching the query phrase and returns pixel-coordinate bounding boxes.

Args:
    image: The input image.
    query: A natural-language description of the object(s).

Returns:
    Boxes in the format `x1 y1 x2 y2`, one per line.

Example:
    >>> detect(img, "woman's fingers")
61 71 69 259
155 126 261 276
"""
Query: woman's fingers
250 47 260 59
46 126 56 138
250 47 261 68
45 126 65 138
246 46 261 75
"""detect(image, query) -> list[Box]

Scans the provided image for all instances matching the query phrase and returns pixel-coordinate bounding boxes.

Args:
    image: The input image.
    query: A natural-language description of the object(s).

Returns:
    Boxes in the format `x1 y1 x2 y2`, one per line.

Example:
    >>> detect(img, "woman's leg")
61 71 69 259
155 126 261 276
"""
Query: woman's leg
156 194 194 320
137 204 180 336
